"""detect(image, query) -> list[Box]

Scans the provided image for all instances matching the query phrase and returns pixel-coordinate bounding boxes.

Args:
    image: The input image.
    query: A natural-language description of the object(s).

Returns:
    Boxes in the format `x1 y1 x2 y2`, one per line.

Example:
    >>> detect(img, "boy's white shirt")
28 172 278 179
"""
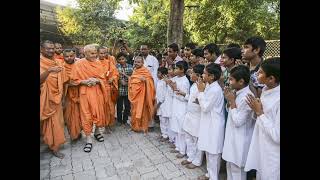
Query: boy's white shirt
244 85 280 180
156 79 167 116
182 83 201 137
222 86 256 167
161 77 175 119
197 81 225 154
169 75 190 133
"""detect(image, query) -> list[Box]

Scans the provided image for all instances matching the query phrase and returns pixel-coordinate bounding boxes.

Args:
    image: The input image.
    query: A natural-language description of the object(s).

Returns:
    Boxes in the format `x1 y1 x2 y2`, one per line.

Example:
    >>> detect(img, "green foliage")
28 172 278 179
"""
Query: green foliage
56 0 126 46
56 0 279 48
184 0 280 45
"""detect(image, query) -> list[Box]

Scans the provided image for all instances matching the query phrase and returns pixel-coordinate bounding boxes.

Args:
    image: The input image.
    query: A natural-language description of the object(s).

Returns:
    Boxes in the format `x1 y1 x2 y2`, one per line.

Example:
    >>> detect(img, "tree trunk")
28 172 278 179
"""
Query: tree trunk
167 0 184 48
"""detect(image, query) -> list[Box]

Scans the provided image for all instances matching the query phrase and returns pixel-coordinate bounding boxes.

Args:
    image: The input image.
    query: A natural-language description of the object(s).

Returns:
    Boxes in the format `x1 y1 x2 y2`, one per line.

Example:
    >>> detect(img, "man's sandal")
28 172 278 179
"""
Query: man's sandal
94 133 104 142
83 143 92 153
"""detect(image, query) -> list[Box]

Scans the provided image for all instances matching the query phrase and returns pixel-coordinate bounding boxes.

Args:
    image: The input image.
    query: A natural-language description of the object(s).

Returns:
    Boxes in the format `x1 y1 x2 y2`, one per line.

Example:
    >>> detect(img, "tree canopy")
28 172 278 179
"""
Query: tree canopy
56 0 279 48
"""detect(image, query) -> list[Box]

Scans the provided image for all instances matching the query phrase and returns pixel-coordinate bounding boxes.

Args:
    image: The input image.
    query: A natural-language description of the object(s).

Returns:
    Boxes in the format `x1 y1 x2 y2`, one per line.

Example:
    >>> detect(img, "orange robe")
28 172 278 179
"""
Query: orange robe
54 54 64 62
128 67 156 132
40 55 66 151
100 56 119 126
63 62 82 140
70 59 108 136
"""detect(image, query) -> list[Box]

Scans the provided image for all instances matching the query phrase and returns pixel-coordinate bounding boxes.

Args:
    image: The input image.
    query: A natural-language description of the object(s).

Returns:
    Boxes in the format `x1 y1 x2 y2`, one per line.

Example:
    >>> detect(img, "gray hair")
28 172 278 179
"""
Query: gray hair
83 44 98 53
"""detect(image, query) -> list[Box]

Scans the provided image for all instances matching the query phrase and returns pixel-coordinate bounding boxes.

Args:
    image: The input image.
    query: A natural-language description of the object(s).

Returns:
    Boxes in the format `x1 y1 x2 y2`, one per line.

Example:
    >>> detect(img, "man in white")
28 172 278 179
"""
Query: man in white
181 64 205 169
245 58 280 180
197 63 225 180
222 65 256 180
140 45 159 129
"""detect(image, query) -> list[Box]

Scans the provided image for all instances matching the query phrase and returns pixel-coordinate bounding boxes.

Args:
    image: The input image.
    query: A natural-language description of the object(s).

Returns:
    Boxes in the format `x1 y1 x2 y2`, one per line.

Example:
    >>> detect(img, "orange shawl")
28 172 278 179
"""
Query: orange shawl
63 62 82 140
70 59 108 135
40 55 65 151
100 57 119 126
128 67 156 132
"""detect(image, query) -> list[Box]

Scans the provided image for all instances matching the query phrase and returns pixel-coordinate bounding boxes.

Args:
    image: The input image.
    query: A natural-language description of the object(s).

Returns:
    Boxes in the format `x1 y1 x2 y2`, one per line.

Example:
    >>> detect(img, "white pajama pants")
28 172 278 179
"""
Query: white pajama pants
205 152 221 180
175 131 187 155
167 118 176 143
185 132 203 166
226 162 246 180
159 116 169 138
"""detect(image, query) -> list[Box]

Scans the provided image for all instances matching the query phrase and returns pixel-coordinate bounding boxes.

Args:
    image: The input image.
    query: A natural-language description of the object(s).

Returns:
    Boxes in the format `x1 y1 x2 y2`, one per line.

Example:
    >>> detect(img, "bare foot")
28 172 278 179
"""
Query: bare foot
170 149 179 153
52 151 65 159
181 160 192 165
198 175 209 180
186 163 198 169
160 137 168 142
176 153 185 158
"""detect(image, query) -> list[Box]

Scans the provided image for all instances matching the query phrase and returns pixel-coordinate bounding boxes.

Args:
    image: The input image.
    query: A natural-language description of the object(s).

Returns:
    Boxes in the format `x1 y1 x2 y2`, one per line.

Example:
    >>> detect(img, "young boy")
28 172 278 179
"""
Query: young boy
169 61 190 158
220 47 242 88
162 65 176 145
245 57 280 180
190 48 204 68
128 56 156 134
197 63 225 180
155 67 169 141
222 65 256 180
241 36 266 98
116 52 133 126
181 64 205 169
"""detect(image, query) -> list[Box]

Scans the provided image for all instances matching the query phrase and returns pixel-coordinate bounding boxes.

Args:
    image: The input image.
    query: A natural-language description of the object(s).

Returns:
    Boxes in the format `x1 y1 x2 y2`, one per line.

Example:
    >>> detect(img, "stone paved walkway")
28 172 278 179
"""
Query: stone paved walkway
40 124 227 180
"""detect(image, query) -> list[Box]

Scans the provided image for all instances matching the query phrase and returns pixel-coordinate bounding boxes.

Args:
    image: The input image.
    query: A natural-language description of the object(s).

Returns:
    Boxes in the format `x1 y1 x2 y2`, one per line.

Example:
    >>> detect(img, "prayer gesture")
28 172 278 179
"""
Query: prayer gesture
235 59 244 66
170 81 178 91
224 86 236 103
246 94 264 116
176 90 186 97
196 77 206 92
48 66 63 73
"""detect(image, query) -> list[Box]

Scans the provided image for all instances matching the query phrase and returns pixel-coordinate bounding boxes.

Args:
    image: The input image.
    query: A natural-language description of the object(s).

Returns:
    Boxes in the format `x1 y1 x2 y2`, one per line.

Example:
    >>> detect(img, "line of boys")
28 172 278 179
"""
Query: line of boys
155 36 280 180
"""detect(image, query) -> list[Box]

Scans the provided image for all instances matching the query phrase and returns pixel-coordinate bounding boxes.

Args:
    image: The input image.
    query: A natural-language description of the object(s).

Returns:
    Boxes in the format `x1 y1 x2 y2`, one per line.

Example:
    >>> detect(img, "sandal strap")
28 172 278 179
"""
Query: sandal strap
84 143 92 148
84 143 92 152
94 134 104 141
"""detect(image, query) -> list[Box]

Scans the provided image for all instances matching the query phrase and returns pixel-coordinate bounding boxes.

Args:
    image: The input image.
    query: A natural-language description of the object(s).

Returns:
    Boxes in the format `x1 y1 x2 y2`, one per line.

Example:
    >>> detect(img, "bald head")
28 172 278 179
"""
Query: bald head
98 46 108 60
54 43 63 55
63 49 76 64
41 40 55 59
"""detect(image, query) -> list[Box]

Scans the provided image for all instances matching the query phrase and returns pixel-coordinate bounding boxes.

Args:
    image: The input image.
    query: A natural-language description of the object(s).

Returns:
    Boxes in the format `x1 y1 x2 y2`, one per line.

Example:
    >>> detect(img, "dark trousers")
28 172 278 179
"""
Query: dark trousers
117 95 131 124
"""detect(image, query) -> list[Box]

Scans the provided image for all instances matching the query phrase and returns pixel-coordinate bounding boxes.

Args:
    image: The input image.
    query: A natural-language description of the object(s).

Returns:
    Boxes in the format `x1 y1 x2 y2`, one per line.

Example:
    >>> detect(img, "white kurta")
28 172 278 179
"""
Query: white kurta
222 86 256 167
244 85 280 180
144 54 159 85
170 75 190 133
182 83 201 137
162 77 175 119
156 79 167 116
197 81 225 154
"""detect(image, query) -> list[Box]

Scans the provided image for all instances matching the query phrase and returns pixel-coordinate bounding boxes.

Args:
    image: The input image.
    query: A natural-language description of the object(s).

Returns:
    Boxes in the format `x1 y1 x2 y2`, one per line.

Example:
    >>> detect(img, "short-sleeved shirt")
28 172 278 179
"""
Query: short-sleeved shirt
250 62 264 89
116 63 133 96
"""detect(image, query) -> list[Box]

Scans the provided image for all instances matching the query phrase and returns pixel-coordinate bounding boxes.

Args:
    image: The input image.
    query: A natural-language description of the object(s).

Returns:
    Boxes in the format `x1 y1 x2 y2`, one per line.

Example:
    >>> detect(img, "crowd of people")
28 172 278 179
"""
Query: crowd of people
40 36 280 180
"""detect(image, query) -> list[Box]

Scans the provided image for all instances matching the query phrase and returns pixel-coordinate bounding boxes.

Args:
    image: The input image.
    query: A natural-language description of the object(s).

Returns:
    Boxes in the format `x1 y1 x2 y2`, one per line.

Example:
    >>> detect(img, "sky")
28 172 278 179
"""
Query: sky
42 0 134 21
